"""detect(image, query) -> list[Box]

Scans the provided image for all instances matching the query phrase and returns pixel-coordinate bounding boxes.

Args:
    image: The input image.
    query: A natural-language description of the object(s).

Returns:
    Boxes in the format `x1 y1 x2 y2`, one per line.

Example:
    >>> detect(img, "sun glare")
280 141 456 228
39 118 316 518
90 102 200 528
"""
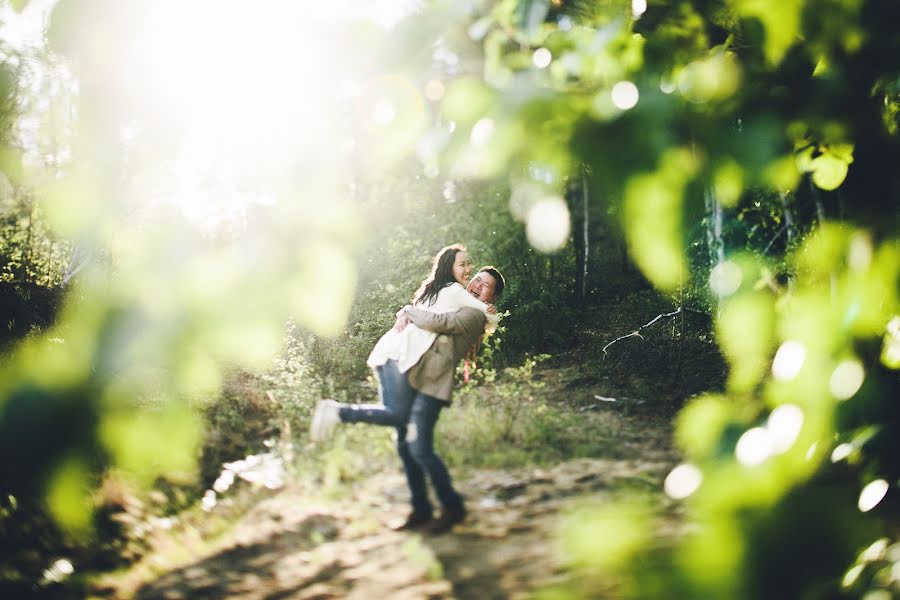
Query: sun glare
122 2 343 228
0 1 424 232
68 0 419 231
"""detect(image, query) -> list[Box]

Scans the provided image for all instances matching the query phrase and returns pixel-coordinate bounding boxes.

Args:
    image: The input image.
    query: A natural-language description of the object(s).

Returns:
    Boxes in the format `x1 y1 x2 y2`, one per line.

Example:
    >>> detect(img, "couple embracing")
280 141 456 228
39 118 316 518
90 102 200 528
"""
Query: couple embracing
310 244 506 535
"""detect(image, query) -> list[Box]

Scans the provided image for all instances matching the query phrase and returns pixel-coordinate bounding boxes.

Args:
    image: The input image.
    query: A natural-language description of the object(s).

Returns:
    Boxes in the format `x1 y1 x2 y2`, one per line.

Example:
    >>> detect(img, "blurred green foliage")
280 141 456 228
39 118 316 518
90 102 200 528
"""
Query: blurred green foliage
407 0 896 597
0 0 897 597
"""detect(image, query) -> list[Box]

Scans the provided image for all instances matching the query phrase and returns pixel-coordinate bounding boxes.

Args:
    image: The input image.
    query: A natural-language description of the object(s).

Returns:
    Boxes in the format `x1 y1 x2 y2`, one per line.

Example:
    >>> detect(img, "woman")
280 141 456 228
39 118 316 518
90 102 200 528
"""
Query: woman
367 243 497 374
310 244 500 532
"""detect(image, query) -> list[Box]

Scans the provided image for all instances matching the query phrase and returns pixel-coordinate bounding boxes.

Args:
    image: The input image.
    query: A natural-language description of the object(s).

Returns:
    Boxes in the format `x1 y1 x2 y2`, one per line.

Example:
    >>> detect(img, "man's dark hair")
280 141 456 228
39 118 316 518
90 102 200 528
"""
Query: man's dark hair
477 266 505 299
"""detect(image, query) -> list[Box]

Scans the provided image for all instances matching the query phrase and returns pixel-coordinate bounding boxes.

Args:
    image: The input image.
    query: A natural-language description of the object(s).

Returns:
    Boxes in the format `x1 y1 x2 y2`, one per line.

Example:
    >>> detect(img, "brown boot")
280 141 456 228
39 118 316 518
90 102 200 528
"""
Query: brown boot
392 512 433 532
424 506 466 535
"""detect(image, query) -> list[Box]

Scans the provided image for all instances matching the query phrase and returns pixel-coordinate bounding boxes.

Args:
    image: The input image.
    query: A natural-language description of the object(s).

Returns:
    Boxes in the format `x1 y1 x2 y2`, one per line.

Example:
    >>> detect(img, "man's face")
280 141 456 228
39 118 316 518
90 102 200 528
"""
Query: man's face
466 272 497 303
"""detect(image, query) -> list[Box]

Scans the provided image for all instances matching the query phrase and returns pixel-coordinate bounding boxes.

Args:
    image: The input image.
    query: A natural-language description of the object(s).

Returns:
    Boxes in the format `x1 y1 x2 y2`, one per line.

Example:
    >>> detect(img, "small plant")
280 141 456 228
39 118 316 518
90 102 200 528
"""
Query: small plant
437 354 615 469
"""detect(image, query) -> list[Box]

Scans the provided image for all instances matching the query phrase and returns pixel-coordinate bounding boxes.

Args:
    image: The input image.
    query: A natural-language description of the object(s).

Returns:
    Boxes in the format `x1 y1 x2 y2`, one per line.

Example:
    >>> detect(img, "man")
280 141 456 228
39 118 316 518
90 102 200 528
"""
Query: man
310 267 505 534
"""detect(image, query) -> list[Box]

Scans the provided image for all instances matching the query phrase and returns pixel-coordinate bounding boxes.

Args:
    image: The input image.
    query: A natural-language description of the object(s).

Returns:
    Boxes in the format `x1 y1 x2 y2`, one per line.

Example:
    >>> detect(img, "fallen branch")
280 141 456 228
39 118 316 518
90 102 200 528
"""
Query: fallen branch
761 224 787 256
602 308 683 356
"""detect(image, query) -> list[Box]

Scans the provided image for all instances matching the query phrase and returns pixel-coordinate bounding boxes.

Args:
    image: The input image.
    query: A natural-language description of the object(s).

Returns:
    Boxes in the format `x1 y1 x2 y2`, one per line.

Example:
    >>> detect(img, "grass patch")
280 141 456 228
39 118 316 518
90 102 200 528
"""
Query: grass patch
436 356 622 470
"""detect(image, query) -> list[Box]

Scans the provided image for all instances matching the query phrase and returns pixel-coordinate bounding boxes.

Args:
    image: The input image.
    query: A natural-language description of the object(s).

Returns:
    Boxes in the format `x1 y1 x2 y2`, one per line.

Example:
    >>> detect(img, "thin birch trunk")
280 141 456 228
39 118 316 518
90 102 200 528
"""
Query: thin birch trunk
705 187 725 269
581 166 589 303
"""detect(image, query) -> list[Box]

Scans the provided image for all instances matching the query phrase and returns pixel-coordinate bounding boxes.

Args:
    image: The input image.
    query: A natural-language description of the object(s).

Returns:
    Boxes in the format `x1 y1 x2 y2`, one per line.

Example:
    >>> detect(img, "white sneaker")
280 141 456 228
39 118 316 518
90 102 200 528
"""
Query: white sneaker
310 400 342 442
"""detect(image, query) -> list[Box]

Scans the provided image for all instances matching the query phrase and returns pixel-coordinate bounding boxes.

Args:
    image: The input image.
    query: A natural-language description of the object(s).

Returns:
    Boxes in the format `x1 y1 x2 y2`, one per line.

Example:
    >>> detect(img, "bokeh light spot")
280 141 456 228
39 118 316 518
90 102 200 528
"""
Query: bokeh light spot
842 564 864 588
632 0 648 17
829 359 865 400
858 479 889 512
470 117 495 147
860 538 889 562
202 490 217 511
772 340 805 381
831 443 853 462
860 590 892 600
735 427 772 466
42 558 75 584
664 463 703 499
424 79 445 101
767 404 804 454
709 261 742 297
526 197 570 253
885 316 900 368
611 81 639 110
659 76 676 94
805 442 818 461
532 47 552 69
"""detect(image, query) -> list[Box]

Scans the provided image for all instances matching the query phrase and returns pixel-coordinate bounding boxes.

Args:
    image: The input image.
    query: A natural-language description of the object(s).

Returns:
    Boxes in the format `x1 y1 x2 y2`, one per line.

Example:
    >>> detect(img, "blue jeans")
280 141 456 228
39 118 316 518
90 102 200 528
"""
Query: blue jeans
338 360 464 516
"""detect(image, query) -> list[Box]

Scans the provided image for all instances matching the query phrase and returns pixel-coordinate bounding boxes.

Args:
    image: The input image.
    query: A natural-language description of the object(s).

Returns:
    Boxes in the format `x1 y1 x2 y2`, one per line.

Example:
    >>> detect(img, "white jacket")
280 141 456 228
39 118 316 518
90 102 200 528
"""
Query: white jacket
367 282 498 373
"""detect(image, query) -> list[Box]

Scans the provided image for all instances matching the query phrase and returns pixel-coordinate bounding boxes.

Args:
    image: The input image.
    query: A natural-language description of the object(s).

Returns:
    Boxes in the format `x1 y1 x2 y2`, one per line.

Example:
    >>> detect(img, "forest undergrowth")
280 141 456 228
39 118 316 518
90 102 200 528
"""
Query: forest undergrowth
66 284 724 599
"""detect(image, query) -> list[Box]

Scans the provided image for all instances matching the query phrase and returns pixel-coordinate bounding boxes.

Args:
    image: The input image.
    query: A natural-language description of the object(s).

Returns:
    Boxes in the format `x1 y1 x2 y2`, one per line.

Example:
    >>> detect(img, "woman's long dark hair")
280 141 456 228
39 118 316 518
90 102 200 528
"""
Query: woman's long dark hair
412 244 466 307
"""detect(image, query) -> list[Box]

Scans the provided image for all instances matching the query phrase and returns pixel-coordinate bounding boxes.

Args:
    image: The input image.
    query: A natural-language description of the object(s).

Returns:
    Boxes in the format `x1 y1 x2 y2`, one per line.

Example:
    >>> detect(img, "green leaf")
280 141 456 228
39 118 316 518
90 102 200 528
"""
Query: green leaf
731 0 803 64
811 154 850 191
826 143 855 163
676 394 732 460
442 77 495 123
100 405 201 484
0 145 24 185
713 159 745 207
622 149 698 291
47 457 92 534
883 317 900 369
716 292 775 391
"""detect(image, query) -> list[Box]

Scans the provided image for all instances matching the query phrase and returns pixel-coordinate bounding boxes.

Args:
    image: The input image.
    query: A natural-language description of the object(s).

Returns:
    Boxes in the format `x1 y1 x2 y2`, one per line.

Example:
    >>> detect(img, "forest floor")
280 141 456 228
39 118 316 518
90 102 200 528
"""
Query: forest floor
91 296 708 600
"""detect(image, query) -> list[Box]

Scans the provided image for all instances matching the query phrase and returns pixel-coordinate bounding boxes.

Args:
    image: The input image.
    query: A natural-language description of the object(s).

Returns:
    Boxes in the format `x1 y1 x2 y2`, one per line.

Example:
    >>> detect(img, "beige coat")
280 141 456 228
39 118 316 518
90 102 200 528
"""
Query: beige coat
402 306 487 402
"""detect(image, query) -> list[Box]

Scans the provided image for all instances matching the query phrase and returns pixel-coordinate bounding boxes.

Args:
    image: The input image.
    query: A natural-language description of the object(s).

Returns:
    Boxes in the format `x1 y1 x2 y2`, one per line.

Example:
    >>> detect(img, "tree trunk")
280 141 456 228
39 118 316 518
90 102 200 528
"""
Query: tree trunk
571 165 590 307
705 187 725 269
580 165 590 303
781 192 794 246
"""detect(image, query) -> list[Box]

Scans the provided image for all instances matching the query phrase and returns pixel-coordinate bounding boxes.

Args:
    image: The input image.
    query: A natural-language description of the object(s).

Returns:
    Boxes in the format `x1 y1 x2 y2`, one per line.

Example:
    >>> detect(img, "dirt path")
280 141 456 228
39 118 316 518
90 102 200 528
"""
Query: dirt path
106 305 688 599
122 406 677 600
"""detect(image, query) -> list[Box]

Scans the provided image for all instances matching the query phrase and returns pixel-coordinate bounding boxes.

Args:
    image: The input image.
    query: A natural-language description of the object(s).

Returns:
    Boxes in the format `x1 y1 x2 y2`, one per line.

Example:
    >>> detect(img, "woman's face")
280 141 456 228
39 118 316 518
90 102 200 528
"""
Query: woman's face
452 251 472 286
